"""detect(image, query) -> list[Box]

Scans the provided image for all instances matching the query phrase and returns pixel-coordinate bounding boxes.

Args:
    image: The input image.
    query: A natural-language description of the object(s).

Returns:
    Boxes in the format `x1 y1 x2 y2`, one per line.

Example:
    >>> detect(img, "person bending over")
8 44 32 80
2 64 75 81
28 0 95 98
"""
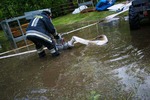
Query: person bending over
26 9 61 58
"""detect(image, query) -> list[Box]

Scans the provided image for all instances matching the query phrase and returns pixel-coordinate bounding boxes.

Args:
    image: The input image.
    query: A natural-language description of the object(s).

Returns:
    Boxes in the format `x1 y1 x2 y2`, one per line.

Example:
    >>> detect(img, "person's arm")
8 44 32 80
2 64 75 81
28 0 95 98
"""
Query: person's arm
44 17 62 40
44 18 56 34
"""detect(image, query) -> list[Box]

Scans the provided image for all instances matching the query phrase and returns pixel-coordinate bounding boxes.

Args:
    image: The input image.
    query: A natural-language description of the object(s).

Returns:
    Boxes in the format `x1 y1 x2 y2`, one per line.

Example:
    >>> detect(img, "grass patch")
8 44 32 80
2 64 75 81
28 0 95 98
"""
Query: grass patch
53 11 115 26
52 0 127 26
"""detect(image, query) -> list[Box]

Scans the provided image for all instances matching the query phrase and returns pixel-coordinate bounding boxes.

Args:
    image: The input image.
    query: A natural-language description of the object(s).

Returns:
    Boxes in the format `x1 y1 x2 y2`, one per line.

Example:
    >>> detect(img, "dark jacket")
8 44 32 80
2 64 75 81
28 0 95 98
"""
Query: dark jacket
26 12 56 37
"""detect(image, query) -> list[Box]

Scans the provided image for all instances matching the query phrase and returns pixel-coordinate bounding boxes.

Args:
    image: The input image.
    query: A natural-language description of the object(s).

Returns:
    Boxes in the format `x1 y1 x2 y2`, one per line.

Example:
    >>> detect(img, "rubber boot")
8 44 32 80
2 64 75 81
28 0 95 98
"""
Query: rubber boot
38 50 46 58
52 51 60 57
37 46 46 58
50 48 60 57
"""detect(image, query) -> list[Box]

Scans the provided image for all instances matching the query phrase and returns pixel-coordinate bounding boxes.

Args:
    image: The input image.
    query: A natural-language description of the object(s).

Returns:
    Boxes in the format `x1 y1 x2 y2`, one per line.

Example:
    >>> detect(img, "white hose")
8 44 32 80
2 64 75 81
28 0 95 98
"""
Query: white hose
70 35 108 46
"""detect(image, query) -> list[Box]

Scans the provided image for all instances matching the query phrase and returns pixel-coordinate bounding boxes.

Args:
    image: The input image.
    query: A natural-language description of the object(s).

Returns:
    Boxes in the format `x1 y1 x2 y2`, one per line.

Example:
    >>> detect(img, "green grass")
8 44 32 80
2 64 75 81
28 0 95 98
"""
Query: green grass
52 0 128 26
53 11 115 26
52 9 128 33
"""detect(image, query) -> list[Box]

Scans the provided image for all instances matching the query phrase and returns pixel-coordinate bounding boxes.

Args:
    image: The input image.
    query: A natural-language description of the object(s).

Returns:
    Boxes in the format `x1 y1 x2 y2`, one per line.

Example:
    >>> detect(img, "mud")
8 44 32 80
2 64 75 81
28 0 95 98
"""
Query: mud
0 17 150 100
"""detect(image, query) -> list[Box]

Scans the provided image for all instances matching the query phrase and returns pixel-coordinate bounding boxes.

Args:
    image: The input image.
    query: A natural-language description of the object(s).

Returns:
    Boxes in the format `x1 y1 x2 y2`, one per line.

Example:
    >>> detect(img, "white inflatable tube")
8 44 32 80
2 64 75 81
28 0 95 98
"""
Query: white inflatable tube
70 35 108 46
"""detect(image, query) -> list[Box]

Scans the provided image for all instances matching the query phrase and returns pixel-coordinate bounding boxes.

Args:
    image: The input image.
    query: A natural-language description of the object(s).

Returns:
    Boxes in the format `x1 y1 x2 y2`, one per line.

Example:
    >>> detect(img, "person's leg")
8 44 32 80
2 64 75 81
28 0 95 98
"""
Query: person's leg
38 37 60 57
27 36 46 58
35 42 46 58
26 33 59 57
45 40 60 57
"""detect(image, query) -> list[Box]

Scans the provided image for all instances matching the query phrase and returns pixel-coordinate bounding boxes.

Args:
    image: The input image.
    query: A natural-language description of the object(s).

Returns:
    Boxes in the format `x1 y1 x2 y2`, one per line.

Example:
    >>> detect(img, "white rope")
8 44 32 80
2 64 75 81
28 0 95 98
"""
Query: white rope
0 44 34 56
0 47 47 60
61 22 98 36
105 8 129 20
61 4 131 36
0 50 36 59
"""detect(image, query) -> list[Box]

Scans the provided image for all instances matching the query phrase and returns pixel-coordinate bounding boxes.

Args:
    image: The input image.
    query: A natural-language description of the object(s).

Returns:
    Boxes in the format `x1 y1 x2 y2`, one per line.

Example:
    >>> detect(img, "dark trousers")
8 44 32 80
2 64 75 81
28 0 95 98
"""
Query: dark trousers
27 35 56 57
27 35 55 50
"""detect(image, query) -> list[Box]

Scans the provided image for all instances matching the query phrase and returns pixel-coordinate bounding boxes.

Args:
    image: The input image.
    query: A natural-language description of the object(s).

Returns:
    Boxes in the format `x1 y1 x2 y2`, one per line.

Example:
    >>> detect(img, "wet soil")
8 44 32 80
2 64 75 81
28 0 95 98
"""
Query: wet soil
0 17 150 100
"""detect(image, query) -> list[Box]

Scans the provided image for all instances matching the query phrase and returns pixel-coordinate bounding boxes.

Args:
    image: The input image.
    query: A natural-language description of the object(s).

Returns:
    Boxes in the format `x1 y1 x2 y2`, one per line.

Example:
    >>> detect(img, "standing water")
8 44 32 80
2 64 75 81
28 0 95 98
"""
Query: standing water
0 17 150 100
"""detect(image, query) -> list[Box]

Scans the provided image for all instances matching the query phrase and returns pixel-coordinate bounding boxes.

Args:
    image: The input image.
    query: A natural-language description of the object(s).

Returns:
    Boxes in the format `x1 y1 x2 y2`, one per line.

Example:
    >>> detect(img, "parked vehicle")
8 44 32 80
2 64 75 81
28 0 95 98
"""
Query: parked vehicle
129 0 150 30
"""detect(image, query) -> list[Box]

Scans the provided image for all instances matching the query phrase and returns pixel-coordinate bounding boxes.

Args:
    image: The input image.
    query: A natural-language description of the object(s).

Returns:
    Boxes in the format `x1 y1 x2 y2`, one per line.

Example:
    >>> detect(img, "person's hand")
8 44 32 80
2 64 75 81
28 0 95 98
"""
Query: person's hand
56 38 65 45
54 34 64 45
54 34 61 39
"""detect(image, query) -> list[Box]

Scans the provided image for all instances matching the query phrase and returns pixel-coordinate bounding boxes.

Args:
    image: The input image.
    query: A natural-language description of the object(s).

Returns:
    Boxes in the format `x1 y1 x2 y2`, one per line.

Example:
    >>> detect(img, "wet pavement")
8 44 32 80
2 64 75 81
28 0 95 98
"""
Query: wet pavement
0 17 150 100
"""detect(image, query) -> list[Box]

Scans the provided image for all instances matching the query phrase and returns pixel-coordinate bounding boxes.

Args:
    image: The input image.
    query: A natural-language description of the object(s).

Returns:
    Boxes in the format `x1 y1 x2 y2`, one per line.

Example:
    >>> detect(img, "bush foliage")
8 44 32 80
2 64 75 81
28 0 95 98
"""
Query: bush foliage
0 0 125 20
0 0 74 20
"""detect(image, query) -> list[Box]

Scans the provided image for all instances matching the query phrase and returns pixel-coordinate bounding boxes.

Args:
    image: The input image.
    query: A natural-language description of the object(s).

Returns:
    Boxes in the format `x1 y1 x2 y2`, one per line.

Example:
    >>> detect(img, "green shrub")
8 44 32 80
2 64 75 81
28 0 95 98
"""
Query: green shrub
0 31 10 52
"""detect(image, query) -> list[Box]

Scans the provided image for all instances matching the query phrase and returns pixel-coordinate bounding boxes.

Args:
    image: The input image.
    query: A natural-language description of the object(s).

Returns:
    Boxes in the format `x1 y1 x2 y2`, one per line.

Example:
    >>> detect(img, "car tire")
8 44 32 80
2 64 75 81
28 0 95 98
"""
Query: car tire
129 6 140 30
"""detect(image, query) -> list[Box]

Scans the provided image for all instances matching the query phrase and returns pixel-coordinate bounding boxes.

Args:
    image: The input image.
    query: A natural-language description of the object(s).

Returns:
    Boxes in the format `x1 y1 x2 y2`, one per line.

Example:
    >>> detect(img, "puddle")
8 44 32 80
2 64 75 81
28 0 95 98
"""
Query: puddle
0 17 150 100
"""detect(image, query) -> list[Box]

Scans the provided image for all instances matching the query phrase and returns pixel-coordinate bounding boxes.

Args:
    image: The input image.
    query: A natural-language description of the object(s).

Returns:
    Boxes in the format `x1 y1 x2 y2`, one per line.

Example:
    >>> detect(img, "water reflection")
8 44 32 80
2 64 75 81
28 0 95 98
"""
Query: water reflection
0 17 150 100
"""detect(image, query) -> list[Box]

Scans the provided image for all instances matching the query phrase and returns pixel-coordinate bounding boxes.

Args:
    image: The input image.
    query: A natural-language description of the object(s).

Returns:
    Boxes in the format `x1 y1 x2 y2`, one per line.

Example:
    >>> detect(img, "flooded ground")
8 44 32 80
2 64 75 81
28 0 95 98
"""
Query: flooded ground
0 17 150 100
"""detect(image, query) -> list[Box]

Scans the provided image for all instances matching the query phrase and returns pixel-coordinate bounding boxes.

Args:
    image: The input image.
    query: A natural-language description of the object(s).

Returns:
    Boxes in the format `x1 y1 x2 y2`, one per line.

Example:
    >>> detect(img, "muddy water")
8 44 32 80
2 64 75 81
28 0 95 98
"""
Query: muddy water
0 17 150 100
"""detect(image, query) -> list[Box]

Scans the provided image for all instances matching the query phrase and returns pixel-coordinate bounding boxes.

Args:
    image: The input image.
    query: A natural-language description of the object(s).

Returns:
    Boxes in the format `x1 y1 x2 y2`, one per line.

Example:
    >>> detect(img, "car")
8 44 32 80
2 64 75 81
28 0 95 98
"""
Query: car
129 0 150 30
